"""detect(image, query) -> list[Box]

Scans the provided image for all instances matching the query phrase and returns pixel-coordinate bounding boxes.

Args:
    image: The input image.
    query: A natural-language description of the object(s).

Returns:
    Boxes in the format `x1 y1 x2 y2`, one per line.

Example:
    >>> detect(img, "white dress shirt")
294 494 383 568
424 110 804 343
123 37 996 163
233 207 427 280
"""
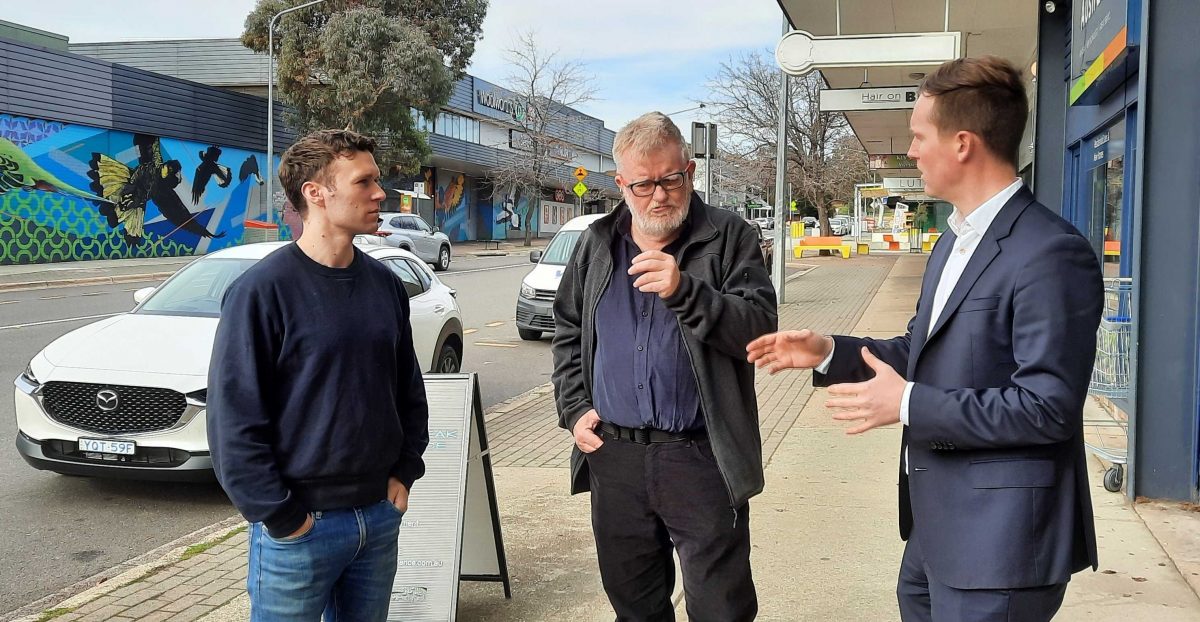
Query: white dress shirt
815 179 1023 471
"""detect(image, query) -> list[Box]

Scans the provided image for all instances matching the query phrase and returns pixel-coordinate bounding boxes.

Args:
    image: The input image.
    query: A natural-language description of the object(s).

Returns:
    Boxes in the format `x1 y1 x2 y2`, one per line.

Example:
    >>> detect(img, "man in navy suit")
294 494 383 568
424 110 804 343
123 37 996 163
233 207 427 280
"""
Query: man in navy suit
747 56 1103 621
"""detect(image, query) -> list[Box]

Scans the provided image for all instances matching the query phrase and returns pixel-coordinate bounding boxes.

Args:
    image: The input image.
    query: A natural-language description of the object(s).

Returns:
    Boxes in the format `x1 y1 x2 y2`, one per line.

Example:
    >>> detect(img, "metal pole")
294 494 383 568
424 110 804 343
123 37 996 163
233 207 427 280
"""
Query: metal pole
266 0 325 225
267 20 275 224
771 16 790 304
705 122 714 205
853 184 862 248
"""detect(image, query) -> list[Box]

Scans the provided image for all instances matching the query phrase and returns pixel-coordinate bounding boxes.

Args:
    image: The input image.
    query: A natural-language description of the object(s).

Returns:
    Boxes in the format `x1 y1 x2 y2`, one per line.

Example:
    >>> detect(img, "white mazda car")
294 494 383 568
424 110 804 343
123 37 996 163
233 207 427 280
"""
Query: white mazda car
13 241 462 481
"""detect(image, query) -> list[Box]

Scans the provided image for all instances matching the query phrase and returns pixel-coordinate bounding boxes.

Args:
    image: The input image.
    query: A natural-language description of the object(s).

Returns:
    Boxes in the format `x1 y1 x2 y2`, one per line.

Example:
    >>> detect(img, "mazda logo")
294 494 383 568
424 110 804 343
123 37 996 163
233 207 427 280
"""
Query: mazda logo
96 389 119 412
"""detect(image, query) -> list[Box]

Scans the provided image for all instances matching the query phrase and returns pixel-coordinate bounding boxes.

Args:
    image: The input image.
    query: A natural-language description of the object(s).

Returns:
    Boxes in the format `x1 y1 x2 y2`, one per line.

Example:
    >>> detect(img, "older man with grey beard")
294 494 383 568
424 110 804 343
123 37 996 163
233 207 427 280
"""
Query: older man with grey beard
551 111 777 622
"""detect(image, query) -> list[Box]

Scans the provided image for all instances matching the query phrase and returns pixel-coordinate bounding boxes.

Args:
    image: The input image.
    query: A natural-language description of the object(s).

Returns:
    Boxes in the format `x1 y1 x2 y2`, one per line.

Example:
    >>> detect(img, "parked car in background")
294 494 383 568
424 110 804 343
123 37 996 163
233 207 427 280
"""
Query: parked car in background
754 217 774 230
745 219 774 268
515 213 605 340
13 241 462 481
376 212 453 271
828 216 850 236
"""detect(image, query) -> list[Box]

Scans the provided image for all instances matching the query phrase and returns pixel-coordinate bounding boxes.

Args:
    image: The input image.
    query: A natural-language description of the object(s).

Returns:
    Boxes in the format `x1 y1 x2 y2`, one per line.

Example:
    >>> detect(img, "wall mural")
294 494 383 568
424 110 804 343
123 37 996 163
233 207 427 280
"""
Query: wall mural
0 114 266 265
492 184 534 240
424 167 473 242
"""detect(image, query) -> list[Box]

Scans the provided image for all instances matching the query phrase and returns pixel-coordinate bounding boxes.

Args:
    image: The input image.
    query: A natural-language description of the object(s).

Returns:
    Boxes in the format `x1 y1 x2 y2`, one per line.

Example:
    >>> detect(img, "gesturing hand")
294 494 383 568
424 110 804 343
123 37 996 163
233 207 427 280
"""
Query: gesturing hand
629 251 681 299
826 347 906 434
746 329 834 373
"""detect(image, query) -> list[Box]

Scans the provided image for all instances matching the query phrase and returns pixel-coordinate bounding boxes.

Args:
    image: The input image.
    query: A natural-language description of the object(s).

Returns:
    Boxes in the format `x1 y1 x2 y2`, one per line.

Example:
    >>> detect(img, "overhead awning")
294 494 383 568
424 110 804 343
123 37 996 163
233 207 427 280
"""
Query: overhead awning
773 0 1037 157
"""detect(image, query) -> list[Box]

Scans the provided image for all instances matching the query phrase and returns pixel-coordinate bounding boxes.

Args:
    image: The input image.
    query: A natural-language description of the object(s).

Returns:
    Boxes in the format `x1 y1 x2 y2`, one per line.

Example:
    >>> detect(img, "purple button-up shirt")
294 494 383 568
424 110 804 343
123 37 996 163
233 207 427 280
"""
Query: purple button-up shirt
591 212 703 432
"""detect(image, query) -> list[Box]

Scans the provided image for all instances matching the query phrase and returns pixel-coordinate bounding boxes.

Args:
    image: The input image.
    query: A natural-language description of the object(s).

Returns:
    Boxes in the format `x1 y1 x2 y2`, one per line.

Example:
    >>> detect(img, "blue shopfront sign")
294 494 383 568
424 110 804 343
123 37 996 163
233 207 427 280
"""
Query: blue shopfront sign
1072 0 1128 80
1070 0 1141 105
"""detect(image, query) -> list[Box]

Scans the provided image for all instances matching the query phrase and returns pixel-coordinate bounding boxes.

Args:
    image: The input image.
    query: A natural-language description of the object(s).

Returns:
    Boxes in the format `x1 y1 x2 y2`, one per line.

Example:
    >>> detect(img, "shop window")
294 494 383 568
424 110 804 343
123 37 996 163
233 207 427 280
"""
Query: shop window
1085 120 1127 278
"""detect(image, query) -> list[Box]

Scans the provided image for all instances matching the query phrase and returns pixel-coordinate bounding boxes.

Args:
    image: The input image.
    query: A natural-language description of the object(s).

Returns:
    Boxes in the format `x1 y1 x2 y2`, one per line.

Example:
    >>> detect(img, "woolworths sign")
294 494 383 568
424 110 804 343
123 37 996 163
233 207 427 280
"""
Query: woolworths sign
476 89 526 122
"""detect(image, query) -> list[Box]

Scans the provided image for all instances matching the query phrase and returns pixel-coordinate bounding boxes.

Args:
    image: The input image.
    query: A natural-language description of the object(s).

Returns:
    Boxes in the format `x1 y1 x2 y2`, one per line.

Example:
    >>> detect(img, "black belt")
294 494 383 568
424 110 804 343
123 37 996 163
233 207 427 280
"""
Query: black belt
598 422 704 445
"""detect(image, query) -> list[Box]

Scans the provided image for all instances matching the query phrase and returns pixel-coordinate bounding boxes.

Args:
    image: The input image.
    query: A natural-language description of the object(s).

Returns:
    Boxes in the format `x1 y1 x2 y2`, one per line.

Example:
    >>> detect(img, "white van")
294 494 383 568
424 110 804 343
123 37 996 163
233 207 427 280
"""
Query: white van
515 213 606 340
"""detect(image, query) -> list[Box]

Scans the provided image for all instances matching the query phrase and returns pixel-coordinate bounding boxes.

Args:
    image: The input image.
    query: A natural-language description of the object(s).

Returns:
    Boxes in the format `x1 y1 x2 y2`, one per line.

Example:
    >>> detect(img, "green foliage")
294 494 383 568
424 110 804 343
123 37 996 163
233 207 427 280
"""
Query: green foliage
243 0 487 172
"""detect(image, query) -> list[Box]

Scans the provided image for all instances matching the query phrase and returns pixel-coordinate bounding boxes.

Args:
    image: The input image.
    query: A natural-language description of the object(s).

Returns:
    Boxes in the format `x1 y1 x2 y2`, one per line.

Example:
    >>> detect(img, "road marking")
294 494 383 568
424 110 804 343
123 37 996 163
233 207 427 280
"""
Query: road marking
464 329 478 335
484 321 505 327
786 264 820 282
38 295 68 300
80 292 107 297
0 300 16 305
474 341 518 348
0 312 121 331
442 263 528 276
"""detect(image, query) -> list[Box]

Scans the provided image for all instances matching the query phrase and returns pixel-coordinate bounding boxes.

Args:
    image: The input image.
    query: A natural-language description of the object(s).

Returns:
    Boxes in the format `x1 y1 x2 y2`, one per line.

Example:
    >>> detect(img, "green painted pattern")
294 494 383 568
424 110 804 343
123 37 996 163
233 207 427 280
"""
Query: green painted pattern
0 212 194 265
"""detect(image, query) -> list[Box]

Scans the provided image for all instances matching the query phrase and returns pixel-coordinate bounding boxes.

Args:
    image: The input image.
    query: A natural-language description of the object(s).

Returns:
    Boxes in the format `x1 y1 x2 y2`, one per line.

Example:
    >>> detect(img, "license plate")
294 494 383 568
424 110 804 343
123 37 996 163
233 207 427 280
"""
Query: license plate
78 438 136 455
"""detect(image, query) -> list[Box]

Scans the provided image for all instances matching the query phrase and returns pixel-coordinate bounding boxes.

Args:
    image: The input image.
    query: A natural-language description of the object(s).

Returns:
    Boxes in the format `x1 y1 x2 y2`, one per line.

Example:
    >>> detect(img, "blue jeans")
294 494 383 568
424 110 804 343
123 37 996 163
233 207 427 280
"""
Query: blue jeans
248 499 403 622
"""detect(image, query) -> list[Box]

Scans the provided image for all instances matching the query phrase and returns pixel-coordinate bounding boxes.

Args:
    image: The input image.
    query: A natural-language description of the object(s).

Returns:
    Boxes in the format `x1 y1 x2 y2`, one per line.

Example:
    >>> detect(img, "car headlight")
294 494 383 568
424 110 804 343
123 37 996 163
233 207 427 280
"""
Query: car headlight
520 283 536 299
20 362 39 386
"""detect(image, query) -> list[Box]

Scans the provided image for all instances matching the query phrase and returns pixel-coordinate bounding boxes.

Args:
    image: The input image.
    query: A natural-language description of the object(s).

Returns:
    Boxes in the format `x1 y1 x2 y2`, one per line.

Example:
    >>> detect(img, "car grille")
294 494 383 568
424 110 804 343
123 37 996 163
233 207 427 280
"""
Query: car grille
516 308 556 330
530 288 556 302
41 382 186 434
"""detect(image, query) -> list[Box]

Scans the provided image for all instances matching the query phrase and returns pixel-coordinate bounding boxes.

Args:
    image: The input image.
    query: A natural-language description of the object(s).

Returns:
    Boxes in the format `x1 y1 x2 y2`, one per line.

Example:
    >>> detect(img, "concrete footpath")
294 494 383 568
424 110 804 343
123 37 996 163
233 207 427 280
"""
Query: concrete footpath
4 254 1200 621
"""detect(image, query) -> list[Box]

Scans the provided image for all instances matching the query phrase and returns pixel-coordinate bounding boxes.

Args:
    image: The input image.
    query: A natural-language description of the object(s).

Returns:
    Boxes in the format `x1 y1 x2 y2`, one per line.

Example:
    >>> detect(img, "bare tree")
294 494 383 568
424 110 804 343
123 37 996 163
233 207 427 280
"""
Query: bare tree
708 147 773 213
707 51 868 235
486 31 597 246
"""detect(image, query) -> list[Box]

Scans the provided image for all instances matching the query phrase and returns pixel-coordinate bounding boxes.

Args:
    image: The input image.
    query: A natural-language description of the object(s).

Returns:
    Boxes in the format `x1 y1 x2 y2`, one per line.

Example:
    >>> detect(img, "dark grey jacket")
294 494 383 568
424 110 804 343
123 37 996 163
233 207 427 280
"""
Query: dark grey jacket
551 194 778 511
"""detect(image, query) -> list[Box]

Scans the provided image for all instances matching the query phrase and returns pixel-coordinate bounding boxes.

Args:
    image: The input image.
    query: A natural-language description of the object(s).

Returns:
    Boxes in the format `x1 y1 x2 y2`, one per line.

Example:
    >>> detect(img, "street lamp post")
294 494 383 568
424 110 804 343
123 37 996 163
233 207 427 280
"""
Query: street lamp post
266 0 325 225
772 15 790 303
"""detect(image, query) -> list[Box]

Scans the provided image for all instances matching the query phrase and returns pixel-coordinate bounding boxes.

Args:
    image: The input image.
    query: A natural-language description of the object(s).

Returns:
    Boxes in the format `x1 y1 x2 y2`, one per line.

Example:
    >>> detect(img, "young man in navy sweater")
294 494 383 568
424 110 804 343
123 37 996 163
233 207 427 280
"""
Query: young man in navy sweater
207 129 429 621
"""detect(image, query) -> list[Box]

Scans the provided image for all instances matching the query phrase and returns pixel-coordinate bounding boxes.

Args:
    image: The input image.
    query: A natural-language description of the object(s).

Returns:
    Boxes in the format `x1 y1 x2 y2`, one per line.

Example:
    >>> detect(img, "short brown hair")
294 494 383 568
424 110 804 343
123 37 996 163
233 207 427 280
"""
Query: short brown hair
920 56 1028 168
278 129 377 216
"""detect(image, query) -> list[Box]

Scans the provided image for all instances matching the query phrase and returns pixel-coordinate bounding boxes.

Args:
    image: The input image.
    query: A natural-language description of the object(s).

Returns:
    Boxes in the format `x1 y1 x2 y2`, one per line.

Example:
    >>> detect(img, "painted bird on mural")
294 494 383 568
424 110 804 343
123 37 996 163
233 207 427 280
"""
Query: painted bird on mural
88 135 165 246
152 160 225 239
0 136 112 204
191 146 232 205
435 173 465 229
238 155 264 185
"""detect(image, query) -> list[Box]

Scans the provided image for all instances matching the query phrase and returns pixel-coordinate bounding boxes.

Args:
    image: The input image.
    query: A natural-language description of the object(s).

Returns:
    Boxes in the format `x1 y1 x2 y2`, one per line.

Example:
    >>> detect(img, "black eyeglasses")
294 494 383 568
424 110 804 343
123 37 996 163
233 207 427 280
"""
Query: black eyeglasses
624 171 689 197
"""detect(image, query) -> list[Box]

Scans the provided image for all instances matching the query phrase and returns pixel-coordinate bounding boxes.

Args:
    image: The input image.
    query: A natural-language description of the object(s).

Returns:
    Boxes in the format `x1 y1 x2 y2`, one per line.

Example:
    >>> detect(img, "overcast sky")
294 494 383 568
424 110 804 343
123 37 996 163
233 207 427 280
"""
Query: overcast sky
7 1 786 135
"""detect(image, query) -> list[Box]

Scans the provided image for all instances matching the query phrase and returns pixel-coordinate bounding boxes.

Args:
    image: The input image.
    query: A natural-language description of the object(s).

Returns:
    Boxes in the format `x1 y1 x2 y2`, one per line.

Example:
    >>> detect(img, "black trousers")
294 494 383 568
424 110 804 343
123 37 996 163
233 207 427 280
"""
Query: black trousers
897 530 1068 622
586 431 757 622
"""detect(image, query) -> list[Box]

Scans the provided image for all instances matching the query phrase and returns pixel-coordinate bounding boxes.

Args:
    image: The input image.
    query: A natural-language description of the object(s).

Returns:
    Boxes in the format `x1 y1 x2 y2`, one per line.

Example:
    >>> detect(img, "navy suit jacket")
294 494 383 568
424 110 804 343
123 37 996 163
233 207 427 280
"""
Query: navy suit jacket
816 187 1103 589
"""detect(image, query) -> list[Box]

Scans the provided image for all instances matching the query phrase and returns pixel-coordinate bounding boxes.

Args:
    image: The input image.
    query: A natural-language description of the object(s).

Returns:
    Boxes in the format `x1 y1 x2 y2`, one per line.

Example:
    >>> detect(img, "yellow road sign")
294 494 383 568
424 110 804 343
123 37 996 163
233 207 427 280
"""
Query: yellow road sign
573 166 588 181
573 181 587 197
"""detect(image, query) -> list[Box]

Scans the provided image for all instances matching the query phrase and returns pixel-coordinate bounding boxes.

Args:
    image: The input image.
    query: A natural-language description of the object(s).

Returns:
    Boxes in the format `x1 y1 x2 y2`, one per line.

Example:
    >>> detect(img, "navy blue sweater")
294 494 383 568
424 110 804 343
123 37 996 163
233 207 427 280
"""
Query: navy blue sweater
207 243 429 538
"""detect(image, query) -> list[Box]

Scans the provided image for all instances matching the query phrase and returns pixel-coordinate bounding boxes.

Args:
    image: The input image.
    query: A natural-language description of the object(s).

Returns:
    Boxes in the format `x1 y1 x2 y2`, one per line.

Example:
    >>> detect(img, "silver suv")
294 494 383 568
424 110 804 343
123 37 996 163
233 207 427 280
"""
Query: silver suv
828 216 850 236
377 212 453 271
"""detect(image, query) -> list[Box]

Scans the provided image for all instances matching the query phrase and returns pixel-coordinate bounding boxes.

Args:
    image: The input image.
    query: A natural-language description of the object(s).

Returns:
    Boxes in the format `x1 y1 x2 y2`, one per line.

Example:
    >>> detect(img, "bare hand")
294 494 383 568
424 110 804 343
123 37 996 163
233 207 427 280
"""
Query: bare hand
746 329 834 373
827 347 906 434
388 477 410 513
572 409 603 453
286 513 314 539
629 251 681 299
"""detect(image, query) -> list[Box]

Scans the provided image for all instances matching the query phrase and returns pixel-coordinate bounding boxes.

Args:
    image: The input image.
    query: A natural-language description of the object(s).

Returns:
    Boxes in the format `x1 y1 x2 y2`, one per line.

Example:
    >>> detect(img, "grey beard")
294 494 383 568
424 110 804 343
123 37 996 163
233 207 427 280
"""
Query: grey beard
631 204 688 238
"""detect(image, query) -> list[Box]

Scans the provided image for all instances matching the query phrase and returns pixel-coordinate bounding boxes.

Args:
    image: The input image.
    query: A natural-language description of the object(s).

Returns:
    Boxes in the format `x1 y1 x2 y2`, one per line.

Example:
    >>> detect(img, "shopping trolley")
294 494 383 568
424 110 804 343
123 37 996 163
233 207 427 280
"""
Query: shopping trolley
1086 277 1133 492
